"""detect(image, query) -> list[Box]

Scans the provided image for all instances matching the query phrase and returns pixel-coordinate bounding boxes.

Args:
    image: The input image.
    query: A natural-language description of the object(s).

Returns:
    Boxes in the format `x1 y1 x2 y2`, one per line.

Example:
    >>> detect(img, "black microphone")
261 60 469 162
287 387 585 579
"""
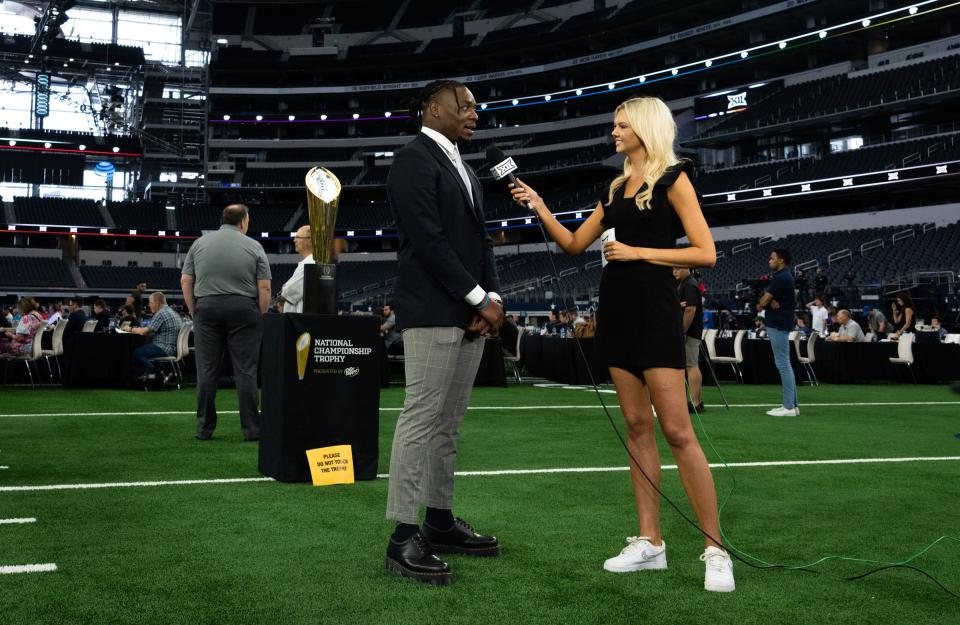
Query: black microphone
486 145 532 211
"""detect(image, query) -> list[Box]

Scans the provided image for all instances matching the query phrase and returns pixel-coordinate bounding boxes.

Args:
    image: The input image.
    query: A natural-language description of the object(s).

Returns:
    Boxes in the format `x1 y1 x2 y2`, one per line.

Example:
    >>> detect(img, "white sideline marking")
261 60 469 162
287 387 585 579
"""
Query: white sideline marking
1 457 957 493
2 401 959 419
0 477 273 493
0 563 57 574
0 466 8 470
0 517 36 525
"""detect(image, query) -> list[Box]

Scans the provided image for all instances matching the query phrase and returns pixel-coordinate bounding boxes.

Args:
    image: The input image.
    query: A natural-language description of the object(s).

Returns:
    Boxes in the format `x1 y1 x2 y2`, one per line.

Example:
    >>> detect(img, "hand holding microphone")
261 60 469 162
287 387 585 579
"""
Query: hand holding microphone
486 145 545 214
509 179 545 214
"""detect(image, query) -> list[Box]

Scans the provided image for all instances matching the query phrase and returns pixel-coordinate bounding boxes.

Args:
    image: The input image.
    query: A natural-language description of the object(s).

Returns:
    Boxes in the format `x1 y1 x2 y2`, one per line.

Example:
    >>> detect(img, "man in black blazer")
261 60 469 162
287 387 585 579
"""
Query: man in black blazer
384 79 504 586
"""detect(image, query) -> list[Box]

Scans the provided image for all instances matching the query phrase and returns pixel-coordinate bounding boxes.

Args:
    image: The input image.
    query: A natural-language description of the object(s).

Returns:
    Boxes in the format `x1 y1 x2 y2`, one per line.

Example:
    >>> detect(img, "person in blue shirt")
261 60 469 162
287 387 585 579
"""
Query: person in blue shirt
757 249 798 417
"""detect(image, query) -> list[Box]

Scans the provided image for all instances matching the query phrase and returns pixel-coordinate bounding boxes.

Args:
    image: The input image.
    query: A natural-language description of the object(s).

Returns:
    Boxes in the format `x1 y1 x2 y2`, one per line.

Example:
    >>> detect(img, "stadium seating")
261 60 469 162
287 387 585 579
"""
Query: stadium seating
693 56 960 141
0 256 75 289
13 197 106 227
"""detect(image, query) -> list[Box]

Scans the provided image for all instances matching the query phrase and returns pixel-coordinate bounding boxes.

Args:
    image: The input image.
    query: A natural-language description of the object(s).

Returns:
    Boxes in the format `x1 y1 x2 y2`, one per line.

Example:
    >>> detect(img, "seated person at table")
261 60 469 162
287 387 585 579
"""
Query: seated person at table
0 297 44 357
827 309 865 342
794 314 812 338
128 292 182 373
866 307 888 339
92 299 111 332
930 316 948 341
63 297 88 341
116 305 138 329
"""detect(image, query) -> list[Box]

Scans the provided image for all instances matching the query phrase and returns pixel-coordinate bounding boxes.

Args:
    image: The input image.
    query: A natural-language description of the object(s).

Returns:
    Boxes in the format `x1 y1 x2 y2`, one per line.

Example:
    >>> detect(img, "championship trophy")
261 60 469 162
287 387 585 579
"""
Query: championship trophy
303 166 342 315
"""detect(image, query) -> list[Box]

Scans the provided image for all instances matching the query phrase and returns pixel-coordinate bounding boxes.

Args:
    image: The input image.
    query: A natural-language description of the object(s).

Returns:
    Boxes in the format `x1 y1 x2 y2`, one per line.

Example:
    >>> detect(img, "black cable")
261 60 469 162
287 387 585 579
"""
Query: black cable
532 221 805 573
528 217 959 595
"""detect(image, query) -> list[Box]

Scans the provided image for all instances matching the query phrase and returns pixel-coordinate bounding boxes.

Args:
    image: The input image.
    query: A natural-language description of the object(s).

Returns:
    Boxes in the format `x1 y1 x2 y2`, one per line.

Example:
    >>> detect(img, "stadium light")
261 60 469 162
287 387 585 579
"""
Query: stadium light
544 95 551 101
575 89 583 95
112 146 120 152
8 140 15 146
41 44 47 51
819 31 827 38
216 38 228 44
288 115 296 120
671 69 678 75
352 113 359 119
861 19 871 27
779 41 787 49
480 103 487 109
705 60 713 67
222 114 230 120
384 111 391 117
638 76 646 83
608 83 616 89
909 6 918 14
44 142 51 148
78 144 85 150
320 114 327 120
512 99 519 105
740 51 748 58
255 115 263 121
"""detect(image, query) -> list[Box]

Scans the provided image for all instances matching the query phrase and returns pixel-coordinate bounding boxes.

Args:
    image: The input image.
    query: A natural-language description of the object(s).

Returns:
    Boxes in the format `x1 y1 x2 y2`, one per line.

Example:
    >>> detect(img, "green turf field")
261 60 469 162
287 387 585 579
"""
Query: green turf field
1 383 958 624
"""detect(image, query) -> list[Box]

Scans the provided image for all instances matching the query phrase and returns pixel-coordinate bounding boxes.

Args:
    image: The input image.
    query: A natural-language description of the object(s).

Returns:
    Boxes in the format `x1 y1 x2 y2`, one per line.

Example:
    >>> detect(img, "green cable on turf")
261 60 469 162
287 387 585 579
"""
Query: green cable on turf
687 393 960 595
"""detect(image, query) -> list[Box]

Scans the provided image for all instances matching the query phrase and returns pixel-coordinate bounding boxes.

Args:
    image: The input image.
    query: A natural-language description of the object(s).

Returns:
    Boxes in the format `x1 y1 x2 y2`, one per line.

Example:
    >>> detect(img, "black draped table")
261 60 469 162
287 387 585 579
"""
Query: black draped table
519 333 960 385
259 313 382 482
707 338 960 384
520 334 610 385
62 332 148 387
382 336 507 387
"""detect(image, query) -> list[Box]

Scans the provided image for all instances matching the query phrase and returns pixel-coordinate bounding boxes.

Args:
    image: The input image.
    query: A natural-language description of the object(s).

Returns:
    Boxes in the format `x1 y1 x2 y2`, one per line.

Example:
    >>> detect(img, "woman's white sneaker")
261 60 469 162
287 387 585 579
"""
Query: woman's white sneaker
700 546 735 592
602 537 667 572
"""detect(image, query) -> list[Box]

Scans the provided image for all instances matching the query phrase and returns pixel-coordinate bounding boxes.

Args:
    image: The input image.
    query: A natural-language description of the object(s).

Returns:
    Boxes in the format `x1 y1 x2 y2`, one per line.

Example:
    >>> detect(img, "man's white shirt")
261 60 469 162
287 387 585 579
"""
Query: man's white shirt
280 254 315 313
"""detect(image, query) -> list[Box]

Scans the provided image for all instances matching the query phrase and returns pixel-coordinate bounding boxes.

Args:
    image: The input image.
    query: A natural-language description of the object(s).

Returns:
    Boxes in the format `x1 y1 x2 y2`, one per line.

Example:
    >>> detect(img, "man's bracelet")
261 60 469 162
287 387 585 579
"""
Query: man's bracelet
476 294 492 310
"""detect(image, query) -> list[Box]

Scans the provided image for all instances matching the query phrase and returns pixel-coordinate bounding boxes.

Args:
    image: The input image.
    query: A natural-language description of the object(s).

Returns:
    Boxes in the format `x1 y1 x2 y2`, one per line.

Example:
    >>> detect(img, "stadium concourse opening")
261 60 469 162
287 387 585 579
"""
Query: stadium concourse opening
1 0 959 621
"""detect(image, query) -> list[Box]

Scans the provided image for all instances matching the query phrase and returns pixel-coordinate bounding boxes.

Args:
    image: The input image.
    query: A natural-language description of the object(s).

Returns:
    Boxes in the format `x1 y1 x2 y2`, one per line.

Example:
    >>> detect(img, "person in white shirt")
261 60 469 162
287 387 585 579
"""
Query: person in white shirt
827 309 865 342
806 297 828 336
279 225 315 313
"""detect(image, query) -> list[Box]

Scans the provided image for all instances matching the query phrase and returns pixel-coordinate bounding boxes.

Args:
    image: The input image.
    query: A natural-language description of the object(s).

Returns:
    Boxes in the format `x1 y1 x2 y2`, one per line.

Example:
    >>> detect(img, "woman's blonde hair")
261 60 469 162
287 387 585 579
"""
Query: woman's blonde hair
607 96 679 210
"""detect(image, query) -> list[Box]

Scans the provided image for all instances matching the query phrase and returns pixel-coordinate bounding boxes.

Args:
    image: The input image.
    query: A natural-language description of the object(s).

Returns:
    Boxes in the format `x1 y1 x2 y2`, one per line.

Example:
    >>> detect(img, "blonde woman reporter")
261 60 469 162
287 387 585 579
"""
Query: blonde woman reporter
510 97 734 593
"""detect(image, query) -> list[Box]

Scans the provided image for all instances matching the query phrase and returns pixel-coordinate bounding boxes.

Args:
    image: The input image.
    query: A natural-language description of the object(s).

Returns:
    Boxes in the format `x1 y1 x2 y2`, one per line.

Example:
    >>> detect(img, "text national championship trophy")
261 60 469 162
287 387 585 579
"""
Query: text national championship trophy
303 166 342 315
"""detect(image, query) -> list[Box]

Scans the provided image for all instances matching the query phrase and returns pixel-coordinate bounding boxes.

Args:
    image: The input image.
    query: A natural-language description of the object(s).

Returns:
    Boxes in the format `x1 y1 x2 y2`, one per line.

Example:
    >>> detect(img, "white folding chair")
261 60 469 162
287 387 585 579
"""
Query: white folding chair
888 333 916 383
6 327 47 388
150 322 192 389
81 319 99 333
710 329 745 383
793 332 819 386
503 331 524 384
41 318 68 382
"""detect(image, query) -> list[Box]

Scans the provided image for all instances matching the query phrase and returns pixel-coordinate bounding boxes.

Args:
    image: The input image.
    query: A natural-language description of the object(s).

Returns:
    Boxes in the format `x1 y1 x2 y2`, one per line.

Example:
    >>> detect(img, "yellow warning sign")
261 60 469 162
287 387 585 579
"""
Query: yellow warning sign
305 444 355 486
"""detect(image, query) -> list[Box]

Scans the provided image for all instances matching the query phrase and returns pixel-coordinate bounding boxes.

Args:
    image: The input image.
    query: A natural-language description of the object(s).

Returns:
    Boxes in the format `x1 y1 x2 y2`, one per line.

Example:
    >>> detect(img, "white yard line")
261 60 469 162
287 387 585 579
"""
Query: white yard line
0 563 57 574
0 477 274 493
0 517 36 525
2 401 959 419
1 456 957 493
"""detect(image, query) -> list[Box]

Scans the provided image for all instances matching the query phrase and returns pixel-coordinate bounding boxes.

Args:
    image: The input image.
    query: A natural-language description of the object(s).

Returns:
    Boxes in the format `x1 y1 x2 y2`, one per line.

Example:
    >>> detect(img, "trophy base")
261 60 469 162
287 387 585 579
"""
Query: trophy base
303 263 338 315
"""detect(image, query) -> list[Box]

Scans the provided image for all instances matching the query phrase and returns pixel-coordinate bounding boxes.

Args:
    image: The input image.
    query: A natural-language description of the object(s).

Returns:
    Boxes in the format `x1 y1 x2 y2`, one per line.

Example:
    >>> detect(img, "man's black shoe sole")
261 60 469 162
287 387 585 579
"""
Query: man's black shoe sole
428 543 501 557
385 557 452 586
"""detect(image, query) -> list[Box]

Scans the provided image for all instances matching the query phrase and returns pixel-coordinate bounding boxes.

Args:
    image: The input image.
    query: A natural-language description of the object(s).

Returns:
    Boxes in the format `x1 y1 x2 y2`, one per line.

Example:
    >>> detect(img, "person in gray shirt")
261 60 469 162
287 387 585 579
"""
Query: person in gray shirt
828 309 865 342
181 204 271 441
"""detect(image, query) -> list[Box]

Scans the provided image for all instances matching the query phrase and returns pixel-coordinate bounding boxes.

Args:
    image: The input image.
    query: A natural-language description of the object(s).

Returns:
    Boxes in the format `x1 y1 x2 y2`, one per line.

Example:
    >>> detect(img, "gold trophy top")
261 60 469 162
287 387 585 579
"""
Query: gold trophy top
305 167 342 264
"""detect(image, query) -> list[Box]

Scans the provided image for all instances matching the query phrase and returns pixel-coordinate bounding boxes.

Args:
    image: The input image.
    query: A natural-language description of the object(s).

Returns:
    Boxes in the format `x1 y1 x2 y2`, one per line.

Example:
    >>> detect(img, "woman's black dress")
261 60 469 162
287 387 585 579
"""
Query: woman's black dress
596 160 695 379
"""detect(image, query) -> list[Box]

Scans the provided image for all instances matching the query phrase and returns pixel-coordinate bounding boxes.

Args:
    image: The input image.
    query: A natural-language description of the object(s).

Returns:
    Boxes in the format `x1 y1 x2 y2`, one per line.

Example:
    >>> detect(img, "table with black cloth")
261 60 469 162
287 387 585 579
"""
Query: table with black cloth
519 334 610 385
381 336 507 387
62 332 147 387
705 338 960 384
258 313 382 482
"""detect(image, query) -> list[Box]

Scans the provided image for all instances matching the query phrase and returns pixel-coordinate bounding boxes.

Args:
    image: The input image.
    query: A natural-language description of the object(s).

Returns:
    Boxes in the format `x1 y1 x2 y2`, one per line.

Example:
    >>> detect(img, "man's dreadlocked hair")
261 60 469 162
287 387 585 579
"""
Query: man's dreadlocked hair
410 79 465 131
